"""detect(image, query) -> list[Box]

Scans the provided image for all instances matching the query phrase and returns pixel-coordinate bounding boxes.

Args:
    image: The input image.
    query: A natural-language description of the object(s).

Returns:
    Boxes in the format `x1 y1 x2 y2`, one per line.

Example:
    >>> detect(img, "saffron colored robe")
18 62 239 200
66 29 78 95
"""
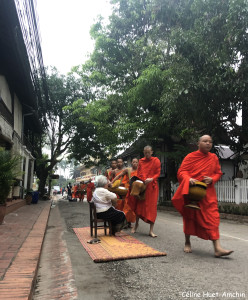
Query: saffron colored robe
78 183 86 200
121 169 136 223
114 169 128 211
129 157 161 223
106 169 115 181
72 185 78 199
86 182 95 202
172 150 223 240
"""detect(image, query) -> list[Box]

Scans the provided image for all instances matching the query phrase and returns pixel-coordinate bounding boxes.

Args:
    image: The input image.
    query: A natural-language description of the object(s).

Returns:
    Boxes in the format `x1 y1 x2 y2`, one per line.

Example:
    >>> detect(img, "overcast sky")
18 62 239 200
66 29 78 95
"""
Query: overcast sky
36 0 113 74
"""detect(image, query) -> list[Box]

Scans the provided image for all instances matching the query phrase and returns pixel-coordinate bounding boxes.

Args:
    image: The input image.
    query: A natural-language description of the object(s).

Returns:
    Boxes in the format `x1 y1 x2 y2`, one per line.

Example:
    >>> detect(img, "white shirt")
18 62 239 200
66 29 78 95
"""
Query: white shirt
92 187 117 213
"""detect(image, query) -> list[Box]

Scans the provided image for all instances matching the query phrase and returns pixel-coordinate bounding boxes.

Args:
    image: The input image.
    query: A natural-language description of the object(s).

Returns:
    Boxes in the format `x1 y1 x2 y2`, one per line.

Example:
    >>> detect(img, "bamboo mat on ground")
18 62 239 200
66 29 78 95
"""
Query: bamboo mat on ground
73 227 167 263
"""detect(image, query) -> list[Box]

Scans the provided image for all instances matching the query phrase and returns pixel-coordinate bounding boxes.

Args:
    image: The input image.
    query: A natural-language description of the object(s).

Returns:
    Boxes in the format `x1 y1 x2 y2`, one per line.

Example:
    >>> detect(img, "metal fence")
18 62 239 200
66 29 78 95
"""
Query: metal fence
170 179 248 204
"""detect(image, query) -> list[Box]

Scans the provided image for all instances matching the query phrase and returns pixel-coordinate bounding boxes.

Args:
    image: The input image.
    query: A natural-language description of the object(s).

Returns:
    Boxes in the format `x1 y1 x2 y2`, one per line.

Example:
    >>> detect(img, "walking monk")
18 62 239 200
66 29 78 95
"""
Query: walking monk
112 158 138 227
130 146 161 237
78 181 87 202
172 135 233 257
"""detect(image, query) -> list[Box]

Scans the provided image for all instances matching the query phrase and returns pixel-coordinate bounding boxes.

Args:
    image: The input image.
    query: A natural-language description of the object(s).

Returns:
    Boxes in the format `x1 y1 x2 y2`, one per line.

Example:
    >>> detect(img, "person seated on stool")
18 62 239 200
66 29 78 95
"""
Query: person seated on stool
91 175 127 235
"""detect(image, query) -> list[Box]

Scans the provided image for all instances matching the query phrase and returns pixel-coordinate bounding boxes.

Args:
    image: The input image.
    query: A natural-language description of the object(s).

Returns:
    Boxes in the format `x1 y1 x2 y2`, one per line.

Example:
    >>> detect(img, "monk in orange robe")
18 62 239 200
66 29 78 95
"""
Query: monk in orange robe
72 184 78 201
86 179 95 202
111 158 127 211
129 146 161 237
112 158 138 226
172 135 233 257
78 181 87 202
105 159 117 181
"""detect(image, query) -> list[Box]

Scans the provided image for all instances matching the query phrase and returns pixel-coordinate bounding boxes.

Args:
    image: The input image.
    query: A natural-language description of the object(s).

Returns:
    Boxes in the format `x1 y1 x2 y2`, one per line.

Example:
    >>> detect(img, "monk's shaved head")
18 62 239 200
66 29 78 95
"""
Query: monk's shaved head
198 135 212 142
143 145 153 159
144 145 153 151
198 135 213 153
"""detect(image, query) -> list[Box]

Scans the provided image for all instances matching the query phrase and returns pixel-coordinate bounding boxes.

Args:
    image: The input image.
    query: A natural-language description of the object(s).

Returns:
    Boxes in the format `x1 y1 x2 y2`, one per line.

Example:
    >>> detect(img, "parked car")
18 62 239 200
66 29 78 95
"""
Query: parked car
53 186 61 195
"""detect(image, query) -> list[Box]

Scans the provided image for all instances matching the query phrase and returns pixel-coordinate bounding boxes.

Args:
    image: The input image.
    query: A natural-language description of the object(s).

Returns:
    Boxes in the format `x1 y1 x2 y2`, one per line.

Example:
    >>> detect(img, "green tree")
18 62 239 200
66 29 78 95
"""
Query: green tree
34 67 84 196
0 148 21 205
73 0 248 157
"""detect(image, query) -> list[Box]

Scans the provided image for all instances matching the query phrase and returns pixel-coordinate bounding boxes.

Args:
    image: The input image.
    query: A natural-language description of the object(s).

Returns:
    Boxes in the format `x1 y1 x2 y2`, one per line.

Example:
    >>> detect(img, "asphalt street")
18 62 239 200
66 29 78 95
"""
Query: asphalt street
34 197 248 300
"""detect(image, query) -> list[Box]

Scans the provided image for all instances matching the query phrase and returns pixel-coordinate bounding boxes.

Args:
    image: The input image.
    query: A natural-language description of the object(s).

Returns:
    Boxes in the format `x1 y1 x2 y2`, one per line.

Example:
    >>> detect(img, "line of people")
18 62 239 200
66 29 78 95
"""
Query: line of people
91 137 233 258
67 179 95 202
92 145 162 237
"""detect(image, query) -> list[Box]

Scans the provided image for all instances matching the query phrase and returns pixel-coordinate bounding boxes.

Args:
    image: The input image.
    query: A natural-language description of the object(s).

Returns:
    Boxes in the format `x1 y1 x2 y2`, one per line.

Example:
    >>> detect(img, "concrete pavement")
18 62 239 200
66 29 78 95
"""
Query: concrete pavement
0 196 247 300
0 200 51 300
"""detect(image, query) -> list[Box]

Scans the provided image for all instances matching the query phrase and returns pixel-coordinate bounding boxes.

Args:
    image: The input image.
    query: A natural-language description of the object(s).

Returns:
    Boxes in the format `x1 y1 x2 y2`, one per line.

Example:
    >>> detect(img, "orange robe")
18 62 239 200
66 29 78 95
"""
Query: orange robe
87 182 95 202
172 150 222 240
114 169 127 211
120 169 136 223
106 169 114 181
129 157 161 223
78 183 86 200
72 186 78 199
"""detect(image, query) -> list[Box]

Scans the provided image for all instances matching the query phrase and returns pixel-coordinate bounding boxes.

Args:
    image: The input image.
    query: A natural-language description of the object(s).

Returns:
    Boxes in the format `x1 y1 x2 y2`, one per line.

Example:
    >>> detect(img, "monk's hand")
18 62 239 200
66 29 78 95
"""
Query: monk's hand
203 176 213 185
145 178 153 184
189 178 197 185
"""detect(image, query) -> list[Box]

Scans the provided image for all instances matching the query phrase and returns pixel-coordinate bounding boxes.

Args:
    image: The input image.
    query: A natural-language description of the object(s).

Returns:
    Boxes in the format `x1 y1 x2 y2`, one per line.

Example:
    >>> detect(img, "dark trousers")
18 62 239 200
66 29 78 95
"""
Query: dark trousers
97 207 126 225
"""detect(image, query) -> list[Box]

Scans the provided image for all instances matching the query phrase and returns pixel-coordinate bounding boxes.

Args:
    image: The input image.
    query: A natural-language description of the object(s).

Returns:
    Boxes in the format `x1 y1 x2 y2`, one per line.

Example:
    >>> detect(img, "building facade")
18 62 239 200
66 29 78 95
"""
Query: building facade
0 0 46 198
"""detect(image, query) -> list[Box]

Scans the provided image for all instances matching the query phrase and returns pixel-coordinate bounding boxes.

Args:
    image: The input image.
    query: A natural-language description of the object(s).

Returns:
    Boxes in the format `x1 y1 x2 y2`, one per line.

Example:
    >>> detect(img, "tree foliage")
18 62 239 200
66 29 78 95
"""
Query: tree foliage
34 67 85 195
68 0 248 170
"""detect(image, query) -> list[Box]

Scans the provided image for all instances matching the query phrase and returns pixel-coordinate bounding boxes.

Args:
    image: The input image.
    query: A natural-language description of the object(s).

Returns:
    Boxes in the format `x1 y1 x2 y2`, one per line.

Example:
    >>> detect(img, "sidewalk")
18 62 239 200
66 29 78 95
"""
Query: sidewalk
0 200 51 300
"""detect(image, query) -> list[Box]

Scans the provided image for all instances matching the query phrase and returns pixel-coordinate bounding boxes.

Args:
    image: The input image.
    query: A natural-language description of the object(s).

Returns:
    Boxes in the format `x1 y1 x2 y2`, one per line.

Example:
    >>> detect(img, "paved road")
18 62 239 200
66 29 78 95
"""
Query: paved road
34 197 248 300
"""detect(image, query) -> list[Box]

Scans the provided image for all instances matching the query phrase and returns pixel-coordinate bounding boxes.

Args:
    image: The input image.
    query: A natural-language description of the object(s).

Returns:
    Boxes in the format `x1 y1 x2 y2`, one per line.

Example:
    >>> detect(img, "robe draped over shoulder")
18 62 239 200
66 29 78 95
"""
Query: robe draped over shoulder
113 169 127 211
128 156 161 223
72 186 78 199
86 182 95 202
172 150 222 240
122 169 137 223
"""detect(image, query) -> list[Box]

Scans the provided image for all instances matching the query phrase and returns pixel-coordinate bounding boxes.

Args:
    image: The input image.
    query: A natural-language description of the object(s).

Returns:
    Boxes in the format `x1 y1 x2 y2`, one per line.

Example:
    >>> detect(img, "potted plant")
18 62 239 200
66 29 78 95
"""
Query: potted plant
25 189 33 205
0 148 21 224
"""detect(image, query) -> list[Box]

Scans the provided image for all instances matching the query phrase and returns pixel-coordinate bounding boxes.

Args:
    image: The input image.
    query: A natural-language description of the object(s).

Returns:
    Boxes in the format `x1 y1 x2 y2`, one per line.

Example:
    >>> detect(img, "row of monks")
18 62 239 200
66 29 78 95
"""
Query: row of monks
70 180 95 202
104 138 233 257
104 146 160 237
70 146 160 238
73 137 233 257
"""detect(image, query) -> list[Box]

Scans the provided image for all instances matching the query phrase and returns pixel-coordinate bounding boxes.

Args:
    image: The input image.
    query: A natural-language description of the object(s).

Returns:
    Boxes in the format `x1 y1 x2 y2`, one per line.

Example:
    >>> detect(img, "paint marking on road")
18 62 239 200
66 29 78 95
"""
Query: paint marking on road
221 233 248 242
157 216 182 226
157 217 248 242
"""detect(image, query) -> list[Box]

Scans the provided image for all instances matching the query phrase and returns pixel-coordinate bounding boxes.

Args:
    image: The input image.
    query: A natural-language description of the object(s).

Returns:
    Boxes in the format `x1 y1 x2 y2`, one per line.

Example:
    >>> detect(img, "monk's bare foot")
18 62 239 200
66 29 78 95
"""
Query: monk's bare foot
184 243 192 253
149 232 157 238
131 224 138 233
215 249 234 258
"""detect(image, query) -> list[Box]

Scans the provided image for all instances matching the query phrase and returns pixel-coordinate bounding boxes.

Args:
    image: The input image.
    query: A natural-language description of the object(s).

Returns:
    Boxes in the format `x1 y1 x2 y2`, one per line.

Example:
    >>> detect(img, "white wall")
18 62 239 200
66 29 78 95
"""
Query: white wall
0 75 12 112
220 161 235 180
0 116 13 143
14 94 22 138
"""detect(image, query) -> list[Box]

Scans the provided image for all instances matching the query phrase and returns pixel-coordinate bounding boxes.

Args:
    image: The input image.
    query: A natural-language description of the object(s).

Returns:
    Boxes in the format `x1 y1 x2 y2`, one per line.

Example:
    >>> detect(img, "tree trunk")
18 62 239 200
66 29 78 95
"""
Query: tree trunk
37 169 49 198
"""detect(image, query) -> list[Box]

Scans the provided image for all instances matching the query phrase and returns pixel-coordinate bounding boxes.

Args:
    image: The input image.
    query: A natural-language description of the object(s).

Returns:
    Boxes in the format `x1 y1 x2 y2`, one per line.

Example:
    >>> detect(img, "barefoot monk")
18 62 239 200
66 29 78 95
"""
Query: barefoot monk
172 135 233 257
130 146 161 237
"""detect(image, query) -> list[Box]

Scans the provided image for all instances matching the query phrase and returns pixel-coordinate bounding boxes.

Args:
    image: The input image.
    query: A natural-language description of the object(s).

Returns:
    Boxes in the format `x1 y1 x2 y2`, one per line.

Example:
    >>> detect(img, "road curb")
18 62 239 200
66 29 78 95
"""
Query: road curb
0 201 51 300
